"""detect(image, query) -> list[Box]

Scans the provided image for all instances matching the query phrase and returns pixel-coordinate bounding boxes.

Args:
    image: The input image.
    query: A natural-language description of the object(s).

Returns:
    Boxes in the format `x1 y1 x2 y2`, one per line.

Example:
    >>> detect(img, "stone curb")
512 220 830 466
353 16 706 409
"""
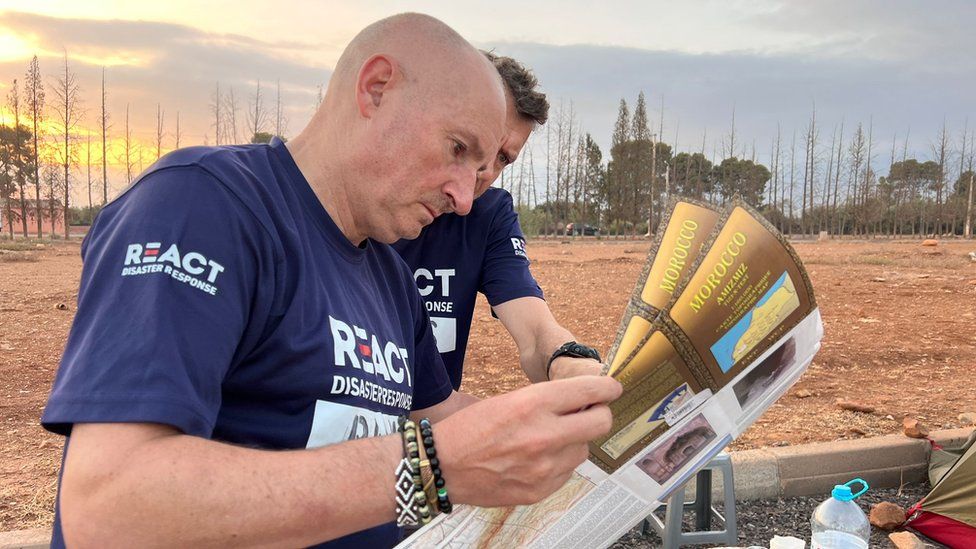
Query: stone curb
2 428 972 548
727 427 974 501
0 528 48 549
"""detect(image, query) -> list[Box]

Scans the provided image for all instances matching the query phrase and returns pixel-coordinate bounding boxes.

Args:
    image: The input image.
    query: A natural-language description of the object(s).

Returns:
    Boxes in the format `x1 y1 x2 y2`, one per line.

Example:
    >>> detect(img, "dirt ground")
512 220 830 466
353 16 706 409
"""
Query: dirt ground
1 237 975 531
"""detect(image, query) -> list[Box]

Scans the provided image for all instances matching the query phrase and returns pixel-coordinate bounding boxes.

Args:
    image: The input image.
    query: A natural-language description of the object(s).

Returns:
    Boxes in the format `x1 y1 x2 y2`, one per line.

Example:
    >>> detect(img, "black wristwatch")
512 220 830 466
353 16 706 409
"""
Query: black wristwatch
546 341 602 380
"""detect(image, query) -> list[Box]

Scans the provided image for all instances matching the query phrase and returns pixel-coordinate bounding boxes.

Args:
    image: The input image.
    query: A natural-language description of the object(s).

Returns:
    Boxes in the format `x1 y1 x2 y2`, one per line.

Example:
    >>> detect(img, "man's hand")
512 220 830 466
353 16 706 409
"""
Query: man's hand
434 375 622 507
548 355 604 380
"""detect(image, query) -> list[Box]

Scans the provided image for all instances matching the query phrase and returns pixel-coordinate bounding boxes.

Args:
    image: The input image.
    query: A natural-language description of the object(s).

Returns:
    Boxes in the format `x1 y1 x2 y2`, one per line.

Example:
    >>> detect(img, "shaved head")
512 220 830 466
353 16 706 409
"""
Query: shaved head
288 13 508 244
323 13 504 123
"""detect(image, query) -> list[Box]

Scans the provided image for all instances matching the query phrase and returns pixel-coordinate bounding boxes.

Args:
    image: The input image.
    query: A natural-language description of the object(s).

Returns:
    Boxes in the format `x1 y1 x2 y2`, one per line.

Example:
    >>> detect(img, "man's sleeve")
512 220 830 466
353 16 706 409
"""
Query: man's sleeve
479 190 544 306
42 167 277 438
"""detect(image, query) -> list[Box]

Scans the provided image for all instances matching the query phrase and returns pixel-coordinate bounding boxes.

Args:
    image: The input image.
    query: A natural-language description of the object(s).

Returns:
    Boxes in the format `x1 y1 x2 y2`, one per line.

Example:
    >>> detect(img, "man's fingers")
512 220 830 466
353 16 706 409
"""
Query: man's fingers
556 403 614 443
538 375 622 415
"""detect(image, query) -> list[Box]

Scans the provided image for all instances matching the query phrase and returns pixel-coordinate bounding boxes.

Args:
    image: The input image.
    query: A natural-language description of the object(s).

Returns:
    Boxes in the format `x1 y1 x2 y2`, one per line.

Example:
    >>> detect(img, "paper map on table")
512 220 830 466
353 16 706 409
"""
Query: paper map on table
398 198 823 549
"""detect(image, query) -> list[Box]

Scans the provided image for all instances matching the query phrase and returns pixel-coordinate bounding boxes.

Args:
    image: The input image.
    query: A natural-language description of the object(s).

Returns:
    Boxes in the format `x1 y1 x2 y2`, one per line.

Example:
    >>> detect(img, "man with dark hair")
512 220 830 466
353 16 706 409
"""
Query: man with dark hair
393 53 602 392
41 14 620 548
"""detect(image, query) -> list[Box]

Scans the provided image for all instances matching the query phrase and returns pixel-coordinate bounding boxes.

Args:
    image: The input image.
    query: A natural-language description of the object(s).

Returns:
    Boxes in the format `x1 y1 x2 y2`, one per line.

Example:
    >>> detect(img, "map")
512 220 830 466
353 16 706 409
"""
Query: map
400 473 595 548
711 271 800 371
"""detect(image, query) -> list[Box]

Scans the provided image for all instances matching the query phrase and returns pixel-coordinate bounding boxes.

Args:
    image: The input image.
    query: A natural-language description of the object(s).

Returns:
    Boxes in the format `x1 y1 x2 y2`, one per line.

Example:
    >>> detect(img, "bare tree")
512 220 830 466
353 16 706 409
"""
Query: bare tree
960 124 974 238
802 102 818 235
933 120 949 235
965 131 974 238
862 117 874 236
822 124 837 232
210 82 222 145
274 79 288 138
246 80 270 142
155 103 165 160
51 50 82 239
86 130 93 212
846 124 865 235
42 160 63 237
668 118 679 204
726 104 737 159
789 130 797 235
6 78 29 237
121 104 134 185
175 111 182 149
224 86 240 144
544 113 552 235
100 67 110 205
25 55 45 237
697 129 708 200
831 120 844 234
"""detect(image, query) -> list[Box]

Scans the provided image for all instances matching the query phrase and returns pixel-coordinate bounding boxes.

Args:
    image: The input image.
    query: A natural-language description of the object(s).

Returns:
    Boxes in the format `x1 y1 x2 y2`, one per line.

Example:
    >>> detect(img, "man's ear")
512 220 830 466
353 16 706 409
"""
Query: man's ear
356 54 398 119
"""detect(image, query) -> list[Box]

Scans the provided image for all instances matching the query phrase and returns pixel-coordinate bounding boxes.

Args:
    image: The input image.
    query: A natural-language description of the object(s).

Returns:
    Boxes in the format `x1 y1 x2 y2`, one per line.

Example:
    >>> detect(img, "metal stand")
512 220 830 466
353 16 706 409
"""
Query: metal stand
642 453 738 548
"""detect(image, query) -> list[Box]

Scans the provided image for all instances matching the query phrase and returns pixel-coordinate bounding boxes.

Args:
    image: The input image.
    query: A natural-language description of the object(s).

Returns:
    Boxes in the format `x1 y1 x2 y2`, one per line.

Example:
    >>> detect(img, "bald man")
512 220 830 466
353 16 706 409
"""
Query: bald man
394 53 603 394
41 14 620 548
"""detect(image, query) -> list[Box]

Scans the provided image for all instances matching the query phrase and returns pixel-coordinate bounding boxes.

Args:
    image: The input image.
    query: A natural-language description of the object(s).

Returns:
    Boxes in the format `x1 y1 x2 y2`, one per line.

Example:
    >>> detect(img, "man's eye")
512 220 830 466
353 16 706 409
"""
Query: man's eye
498 152 511 166
453 141 467 156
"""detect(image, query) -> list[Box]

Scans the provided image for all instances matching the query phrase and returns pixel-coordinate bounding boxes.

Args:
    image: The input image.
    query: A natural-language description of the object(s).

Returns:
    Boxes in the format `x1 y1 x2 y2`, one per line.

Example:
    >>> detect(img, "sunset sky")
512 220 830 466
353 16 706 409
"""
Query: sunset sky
2 1 975 203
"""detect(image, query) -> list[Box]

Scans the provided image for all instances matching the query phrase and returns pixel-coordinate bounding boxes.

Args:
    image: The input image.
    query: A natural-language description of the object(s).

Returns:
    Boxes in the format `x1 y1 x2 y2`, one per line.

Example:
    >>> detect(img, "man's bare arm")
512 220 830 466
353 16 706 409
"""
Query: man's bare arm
61 422 403 548
60 376 620 547
413 390 480 423
493 296 603 382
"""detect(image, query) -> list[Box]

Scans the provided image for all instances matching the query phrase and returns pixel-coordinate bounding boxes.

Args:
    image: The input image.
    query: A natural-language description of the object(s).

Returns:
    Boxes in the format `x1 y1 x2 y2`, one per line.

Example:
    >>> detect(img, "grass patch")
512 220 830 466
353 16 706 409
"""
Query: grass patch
0 251 38 263
0 241 39 252
852 256 893 266
800 257 838 265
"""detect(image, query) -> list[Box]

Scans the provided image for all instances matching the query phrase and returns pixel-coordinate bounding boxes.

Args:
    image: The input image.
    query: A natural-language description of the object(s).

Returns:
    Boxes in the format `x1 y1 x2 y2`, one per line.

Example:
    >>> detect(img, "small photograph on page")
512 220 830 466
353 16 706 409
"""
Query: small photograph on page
636 414 716 484
732 337 797 410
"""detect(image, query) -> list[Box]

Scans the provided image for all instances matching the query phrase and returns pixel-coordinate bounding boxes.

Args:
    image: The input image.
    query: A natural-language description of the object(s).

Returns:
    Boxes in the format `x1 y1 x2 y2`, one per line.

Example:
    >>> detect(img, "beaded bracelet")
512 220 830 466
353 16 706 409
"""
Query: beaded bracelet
415 435 438 512
419 418 452 514
395 417 432 527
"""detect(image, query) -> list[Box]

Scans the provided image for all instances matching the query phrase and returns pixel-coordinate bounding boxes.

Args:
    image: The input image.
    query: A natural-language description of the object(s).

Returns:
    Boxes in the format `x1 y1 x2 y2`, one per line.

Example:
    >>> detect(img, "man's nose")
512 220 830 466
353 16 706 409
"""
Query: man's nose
445 168 477 216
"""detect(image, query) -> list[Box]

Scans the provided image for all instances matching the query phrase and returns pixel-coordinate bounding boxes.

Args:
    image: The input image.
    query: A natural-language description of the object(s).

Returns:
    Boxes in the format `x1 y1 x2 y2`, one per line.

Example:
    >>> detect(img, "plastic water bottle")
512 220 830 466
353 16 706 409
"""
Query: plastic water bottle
810 478 870 548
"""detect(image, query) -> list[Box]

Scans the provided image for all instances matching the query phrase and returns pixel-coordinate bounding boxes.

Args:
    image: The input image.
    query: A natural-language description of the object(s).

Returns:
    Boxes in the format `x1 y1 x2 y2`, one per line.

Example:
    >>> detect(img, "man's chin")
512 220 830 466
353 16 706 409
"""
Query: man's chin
378 221 426 243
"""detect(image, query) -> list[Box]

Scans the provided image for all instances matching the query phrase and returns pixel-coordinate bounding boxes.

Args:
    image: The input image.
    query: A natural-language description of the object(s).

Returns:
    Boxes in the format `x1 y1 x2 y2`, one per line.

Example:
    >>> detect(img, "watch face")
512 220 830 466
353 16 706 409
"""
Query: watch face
565 342 599 361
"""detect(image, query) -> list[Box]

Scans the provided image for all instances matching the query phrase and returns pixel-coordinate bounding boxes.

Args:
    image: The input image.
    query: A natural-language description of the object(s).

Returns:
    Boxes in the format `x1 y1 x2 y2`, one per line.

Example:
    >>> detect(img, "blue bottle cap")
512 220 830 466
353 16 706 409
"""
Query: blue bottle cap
831 484 854 501
832 478 869 501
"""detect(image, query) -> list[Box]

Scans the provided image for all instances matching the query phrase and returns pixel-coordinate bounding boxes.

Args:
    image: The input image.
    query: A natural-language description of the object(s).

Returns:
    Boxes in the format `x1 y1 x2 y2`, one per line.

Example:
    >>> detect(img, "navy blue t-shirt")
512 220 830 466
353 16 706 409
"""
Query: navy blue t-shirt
41 138 452 548
392 188 543 389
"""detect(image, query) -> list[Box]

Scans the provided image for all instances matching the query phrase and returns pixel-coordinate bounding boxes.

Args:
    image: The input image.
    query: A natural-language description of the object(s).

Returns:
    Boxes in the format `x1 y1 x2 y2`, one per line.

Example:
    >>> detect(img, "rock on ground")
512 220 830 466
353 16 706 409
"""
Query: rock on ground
870 501 907 531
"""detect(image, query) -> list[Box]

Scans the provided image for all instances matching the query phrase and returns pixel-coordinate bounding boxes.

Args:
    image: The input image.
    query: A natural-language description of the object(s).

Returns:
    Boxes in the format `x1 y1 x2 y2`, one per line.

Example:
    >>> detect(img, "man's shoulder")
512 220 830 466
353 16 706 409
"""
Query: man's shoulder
94 145 284 252
110 144 278 216
145 145 268 186
474 187 515 213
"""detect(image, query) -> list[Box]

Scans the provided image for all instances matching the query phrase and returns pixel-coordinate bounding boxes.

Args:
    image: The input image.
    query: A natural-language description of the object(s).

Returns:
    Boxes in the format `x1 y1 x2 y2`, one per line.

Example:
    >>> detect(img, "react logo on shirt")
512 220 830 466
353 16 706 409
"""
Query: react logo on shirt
511 237 528 258
328 315 415 411
120 241 225 296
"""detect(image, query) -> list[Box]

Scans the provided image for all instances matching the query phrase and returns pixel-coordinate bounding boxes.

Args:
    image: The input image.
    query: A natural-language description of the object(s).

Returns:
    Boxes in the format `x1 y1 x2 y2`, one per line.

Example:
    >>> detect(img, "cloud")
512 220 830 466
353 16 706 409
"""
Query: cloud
2 5 973 194
743 0 976 70
0 11 332 143
487 40 976 167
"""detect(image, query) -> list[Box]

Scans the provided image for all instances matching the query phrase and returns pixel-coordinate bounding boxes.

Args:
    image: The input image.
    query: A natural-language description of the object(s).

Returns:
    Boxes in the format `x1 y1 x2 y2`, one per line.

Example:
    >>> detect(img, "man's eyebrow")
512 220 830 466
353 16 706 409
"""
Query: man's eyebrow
456 129 487 163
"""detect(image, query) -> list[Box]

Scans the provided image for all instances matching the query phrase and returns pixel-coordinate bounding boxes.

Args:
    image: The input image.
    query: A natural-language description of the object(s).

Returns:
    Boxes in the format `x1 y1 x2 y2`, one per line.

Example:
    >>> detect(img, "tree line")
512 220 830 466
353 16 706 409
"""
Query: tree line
2 52 973 241
0 52 293 239
500 96 975 239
